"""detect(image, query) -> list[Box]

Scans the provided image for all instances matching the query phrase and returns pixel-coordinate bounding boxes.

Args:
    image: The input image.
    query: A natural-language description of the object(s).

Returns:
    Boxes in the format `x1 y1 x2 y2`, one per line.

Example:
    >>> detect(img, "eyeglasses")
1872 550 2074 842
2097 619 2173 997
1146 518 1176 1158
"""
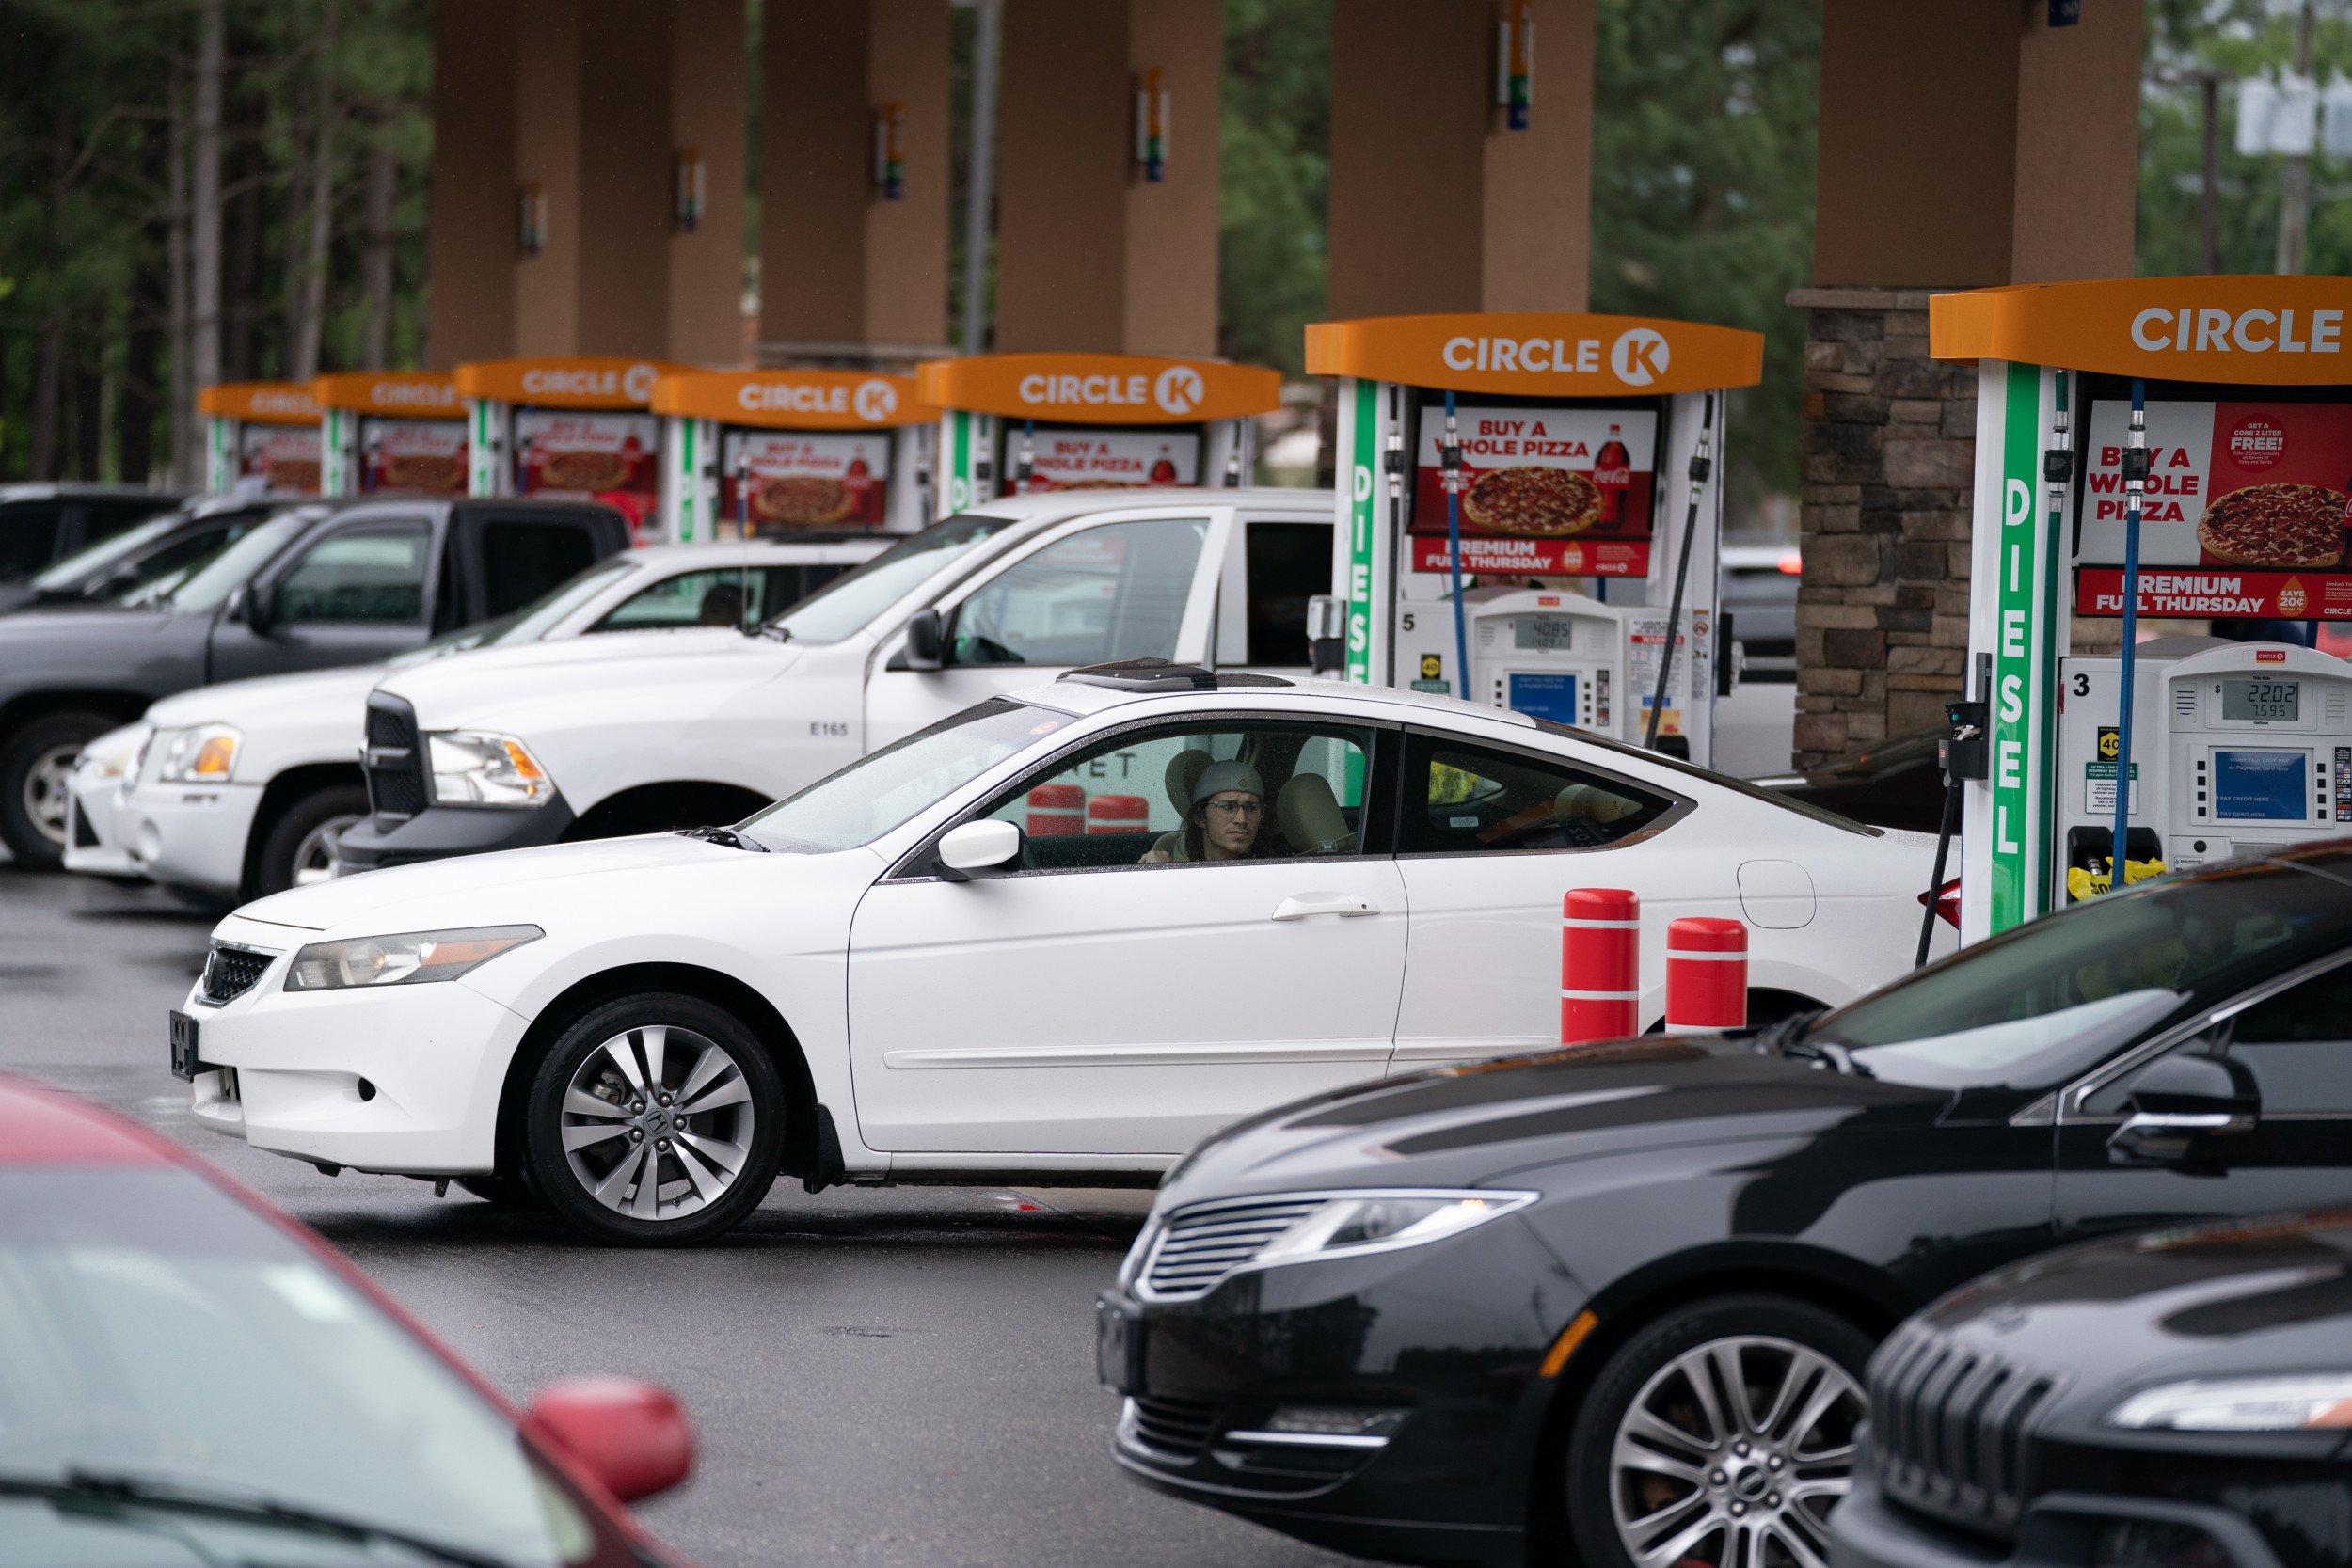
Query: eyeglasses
1204 797 1263 818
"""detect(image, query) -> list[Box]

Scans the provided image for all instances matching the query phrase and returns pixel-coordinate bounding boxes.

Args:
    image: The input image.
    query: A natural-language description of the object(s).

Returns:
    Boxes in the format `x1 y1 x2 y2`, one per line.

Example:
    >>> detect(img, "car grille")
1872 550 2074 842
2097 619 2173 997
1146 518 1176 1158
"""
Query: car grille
363 693 426 819
1127 1394 1219 1459
200 942 275 1004
1867 1320 2062 1539
1139 1196 1329 1300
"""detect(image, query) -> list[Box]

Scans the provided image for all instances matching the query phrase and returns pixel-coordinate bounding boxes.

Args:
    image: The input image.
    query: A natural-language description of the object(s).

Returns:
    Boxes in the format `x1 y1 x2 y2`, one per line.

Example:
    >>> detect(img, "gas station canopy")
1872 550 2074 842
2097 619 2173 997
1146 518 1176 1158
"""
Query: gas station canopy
1306 313 1763 398
453 356 699 409
196 382 322 424
914 354 1279 424
1931 277 2352 384
650 370 935 429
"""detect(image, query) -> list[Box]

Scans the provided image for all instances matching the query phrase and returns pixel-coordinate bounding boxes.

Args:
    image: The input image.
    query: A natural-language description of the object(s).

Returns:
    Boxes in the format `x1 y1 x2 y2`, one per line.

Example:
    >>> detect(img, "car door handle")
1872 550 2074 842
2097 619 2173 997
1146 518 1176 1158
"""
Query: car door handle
1271 893 1378 921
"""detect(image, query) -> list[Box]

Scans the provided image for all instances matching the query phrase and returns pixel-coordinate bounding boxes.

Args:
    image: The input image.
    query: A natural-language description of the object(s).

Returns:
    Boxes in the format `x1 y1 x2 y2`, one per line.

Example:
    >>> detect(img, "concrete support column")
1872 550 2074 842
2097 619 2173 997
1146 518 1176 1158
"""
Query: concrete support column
425 0 517 366
1326 0 1592 320
669 0 747 364
1123 0 1220 356
759 0 951 365
1793 0 2141 770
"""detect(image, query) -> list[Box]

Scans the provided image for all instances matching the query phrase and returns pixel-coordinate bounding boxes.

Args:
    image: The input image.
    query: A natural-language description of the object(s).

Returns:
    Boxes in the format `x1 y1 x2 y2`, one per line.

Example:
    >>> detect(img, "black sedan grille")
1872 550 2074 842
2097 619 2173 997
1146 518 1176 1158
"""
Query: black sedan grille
1867 1320 2062 1539
1139 1196 1328 1300
200 943 274 1004
363 693 426 819
1127 1395 1219 1459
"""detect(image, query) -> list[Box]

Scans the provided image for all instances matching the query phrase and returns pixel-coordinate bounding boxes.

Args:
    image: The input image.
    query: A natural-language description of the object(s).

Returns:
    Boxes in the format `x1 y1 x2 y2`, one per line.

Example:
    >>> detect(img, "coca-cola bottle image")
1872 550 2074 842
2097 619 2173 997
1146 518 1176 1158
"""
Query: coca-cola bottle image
1594 425 1631 527
846 447 874 521
1149 444 1178 485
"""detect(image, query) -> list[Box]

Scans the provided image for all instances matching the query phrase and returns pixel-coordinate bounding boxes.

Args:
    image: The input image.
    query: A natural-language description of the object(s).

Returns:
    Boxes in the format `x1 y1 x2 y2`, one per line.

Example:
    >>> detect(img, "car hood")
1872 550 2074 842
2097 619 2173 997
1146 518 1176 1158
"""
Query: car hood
1896 1208 2352 1446
145 663 385 730
373 628 807 731
0 605 181 639
1158 1038 1949 1203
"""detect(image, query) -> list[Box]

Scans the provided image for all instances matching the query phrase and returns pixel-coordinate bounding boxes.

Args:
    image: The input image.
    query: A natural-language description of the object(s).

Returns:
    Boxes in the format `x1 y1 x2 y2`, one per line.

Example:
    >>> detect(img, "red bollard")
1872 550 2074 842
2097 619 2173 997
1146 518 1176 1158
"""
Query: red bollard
1665 918 1747 1032
1088 794 1150 834
1562 888 1641 1044
1026 784 1086 836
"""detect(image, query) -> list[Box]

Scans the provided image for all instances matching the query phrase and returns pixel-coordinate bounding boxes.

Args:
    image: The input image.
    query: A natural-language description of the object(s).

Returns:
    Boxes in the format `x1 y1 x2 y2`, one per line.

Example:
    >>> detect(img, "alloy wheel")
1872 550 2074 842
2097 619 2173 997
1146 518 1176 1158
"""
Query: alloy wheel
1606 1334 1863 1568
557 1024 757 1223
24 742 80 847
290 813 363 886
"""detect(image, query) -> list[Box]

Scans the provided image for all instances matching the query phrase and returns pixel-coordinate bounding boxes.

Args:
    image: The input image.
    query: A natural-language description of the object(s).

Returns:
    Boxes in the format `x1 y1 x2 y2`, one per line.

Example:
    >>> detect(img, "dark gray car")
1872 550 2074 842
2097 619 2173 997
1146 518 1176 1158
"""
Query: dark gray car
0 496 286 615
0 497 629 867
0 483 191 591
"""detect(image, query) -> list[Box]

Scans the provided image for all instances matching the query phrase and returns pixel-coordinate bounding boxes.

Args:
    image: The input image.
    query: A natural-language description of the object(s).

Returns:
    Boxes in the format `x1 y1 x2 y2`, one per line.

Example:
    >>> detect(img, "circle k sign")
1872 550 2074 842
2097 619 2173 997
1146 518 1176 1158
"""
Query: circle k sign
915 354 1281 424
1303 313 1764 397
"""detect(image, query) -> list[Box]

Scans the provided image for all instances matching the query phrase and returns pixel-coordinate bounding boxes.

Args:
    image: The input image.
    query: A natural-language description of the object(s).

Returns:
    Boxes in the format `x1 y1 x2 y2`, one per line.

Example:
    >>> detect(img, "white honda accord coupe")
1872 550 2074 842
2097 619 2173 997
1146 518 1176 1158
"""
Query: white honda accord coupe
177 660 1952 1244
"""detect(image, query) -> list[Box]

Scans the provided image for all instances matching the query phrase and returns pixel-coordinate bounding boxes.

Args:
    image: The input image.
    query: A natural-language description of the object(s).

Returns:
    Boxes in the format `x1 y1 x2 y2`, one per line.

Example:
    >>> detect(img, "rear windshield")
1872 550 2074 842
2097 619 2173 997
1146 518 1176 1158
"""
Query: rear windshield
29 514 190 590
1529 717 1883 836
767 512 1020 644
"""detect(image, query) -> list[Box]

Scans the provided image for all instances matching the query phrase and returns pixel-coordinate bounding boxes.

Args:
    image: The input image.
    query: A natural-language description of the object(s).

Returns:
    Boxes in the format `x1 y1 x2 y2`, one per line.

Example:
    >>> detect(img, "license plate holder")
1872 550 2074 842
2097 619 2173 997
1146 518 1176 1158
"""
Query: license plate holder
168 1010 205 1081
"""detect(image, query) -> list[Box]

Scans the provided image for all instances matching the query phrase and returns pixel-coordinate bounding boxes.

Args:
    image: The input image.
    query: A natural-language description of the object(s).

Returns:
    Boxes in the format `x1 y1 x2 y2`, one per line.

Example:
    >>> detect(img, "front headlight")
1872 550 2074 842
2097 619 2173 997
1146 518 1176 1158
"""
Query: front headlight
77 724 152 783
1252 1193 1537 1262
2107 1374 2352 1432
156 723 241 783
426 731 555 805
285 925 544 990
1135 1189 1537 1298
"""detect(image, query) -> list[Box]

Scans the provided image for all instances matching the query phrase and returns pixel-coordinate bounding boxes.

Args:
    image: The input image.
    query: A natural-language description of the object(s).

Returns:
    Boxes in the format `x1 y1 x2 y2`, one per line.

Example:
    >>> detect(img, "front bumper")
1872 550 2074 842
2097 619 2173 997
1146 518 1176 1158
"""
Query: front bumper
181 925 530 1174
61 779 139 879
336 799 575 874
119 779 264 895
1096 1215 1577 1567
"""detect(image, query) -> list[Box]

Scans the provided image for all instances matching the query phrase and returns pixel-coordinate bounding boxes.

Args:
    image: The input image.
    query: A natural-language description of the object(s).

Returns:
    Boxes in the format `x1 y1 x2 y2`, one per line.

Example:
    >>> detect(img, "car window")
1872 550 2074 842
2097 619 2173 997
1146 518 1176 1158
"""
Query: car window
2090 958 2352 1116
975 720 1375 873
1242 520 1329 666
1817 861 2352 1092
164 513 310 612
0 502 65 579
272 522 431 624
769 512 1021 644
949 515 1206 667
589 565 826 632
480 520 600 617
30 513 189 590
1398 732 1675 855
479 558 640 645
739 698 1055 853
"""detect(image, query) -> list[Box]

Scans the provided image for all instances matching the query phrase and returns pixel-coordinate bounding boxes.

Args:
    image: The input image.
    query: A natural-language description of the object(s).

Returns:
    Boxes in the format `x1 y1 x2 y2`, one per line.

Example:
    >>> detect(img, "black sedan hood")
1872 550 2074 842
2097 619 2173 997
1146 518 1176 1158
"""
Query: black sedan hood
1160 1038 1949 1204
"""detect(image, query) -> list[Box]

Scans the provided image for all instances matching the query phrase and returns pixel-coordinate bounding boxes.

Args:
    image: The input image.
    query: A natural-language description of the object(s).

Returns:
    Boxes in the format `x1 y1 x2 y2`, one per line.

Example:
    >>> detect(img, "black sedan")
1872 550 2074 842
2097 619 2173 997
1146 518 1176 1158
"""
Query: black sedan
1097 844 2352 1568
1835 1207 2352 1568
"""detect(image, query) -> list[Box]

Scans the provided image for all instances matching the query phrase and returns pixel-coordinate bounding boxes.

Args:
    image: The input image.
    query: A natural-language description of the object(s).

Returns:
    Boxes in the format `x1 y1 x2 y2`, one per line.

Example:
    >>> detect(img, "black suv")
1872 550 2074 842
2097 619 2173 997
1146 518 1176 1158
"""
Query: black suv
0 498 628 866
1098 846 2352 1568
1836 1207 2352 1568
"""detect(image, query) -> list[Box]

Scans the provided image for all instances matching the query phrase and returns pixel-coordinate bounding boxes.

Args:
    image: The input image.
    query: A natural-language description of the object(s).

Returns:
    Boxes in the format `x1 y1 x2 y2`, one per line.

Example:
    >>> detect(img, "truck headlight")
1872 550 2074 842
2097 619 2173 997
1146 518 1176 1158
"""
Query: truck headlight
78 724 153 784
2108 1373 2352 1432
426 731 555 805
285 925 544 990
156 723 241 783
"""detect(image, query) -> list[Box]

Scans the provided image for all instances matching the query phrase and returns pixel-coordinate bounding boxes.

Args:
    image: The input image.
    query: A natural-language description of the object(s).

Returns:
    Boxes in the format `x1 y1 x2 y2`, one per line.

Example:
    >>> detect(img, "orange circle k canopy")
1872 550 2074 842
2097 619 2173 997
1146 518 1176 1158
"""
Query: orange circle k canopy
1930 277 2352 384
915 354 1280 423
1305 313 1763 396
311 371 462 417
651 370 936 429
453 356 701 409
196 381 320 424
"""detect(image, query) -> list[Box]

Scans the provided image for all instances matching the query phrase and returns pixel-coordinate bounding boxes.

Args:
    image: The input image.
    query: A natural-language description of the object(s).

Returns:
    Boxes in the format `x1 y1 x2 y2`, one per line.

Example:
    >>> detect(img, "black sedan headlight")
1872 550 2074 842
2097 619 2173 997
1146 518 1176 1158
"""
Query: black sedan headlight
1123 1189 1536 1301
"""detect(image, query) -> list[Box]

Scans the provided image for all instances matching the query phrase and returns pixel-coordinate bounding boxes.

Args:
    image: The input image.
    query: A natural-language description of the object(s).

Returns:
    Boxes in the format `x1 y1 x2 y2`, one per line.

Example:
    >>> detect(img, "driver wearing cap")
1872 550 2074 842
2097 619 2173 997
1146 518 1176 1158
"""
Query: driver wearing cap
1141 760 1278 863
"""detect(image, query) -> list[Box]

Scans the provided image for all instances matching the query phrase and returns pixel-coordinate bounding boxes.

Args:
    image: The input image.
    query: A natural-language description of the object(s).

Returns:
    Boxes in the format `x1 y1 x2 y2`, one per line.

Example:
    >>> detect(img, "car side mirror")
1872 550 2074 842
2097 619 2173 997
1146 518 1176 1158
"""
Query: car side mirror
1306 594 1345 676
935 818 1021 880
2106 1053 2259 1170
526 1377 695 1503
901 608 946 671
231 581 275 634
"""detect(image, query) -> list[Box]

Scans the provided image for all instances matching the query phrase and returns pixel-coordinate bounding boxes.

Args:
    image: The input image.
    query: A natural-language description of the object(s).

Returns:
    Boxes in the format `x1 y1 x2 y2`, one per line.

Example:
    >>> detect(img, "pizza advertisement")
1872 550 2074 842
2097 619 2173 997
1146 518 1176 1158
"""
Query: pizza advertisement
2077 398 2352 617
239 425 321 494
1002 427 1199 496
514 411 660 530
718 431 890 528
1408 405 1659 577
361 418 468 495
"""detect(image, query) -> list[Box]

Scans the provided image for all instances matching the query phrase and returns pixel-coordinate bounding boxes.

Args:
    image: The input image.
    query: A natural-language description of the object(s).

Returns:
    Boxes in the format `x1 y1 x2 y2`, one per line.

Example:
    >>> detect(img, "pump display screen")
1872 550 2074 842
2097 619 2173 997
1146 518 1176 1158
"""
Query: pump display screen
2222 678 2300 721
1509 673 1577 725
2213 750 2308 821
1514 616 1575 651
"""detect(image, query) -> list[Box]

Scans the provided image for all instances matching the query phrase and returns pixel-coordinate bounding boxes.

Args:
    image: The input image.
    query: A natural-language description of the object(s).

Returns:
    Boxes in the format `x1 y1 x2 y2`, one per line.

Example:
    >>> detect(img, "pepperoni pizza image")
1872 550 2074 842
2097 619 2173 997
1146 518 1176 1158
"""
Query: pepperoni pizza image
540 450 632 491
2197 483 2347 569
1463 467 1604 537
382 453 466 493
751 475 854 526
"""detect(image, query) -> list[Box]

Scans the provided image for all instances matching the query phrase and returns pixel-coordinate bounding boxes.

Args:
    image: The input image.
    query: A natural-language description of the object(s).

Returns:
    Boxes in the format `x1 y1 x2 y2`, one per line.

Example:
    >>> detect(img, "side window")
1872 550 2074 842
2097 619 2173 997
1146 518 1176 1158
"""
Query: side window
272 522 431 624
0 504 65 580
1244 520 1330 667
481 521 599 616
1399 733 1673 855
2221 962 2352 1114
950 515 1206 668
589 565 812 632
975 721 1376 874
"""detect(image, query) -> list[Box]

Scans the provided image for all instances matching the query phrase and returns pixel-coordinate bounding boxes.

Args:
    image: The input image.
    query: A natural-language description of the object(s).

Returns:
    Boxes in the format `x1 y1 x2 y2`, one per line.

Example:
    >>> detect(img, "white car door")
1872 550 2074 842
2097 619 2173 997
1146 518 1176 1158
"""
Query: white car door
862 506 1232 752
846 711 1405 1154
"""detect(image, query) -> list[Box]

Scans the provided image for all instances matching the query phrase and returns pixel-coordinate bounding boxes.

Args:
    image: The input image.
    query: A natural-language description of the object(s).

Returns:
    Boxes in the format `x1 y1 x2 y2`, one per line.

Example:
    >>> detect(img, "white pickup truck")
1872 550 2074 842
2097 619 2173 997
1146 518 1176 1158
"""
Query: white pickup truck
335 489 1336 873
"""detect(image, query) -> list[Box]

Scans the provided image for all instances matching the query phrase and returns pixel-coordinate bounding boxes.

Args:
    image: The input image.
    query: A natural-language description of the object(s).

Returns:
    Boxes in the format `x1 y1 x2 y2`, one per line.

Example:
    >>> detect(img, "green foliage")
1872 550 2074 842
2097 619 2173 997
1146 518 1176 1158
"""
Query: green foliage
1219 0 1329 373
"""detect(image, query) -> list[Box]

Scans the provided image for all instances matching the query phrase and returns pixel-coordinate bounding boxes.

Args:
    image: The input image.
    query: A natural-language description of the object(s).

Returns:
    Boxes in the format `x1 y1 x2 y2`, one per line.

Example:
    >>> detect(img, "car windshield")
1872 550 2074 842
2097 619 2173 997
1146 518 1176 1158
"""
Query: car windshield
27 514 189 591
766 513 1020 644
160 514 310 613
0 1166 602 1567
1809 860 2352 1089
739 698 1056 852
489 557 640 645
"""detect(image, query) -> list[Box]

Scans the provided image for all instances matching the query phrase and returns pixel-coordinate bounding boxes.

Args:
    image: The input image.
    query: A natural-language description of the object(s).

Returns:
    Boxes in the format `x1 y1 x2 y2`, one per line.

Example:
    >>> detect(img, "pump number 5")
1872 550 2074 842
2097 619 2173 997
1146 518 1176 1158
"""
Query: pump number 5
1402 613 1415 631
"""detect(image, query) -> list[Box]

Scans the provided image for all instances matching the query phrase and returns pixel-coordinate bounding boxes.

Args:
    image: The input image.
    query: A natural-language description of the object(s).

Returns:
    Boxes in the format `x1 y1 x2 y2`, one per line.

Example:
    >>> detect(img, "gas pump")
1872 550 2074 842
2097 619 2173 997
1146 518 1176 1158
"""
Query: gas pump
649 369 939 543
453 356 695 542
1931 277 2352 941
196 382 323 496
1301 312 1763 763
311 372 466 497
913 353 1279 517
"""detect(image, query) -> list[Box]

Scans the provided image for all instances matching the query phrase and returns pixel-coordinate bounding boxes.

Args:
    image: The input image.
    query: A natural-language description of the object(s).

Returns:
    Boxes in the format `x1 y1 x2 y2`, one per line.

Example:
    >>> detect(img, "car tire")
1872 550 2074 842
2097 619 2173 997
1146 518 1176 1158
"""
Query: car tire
252 784 370 897
0 709 118 869
521 992 786 1246
1564 1294 1873 1568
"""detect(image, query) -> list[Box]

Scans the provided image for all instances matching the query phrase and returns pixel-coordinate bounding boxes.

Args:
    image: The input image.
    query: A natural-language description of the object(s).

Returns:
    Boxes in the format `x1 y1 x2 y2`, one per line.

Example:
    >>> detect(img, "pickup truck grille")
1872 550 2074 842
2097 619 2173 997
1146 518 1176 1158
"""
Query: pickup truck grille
1867 1320 2061 1540
363 694 426 819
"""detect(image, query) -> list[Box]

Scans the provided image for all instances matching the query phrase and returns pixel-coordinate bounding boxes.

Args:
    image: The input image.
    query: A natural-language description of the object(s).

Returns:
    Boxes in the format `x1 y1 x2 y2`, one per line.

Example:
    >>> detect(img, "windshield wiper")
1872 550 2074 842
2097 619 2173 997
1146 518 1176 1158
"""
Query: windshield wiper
0 1469 516 1568
1751 1007 1874 1076
677 824 768 852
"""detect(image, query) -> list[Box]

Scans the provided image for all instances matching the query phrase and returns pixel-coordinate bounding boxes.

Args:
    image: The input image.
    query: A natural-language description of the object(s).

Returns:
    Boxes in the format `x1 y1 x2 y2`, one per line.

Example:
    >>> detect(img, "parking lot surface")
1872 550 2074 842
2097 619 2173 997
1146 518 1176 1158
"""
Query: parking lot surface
0 864 1375 1568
